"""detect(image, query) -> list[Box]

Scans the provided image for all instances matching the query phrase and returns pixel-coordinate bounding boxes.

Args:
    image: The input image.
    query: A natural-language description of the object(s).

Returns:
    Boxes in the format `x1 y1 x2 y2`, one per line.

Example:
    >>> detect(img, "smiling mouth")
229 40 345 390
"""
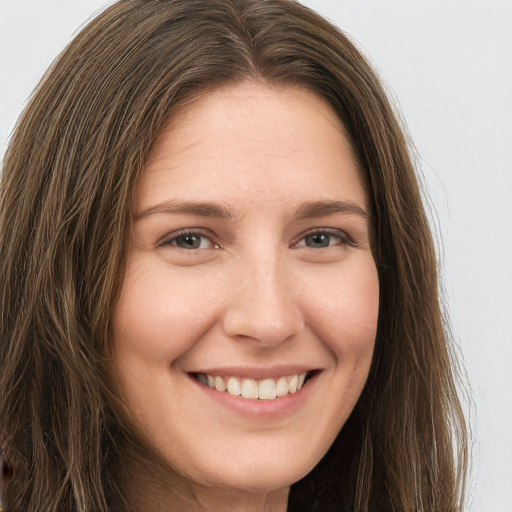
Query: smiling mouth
192 372 314 400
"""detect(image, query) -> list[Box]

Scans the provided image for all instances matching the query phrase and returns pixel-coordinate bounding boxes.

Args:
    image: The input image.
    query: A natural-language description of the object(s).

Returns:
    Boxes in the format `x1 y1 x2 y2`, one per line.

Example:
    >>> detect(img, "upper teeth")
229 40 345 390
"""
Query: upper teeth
197 373 308 400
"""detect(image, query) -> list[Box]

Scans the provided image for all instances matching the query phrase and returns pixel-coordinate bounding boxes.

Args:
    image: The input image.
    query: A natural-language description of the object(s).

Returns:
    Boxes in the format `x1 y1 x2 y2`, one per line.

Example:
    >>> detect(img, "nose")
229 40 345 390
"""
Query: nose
222 256 305 347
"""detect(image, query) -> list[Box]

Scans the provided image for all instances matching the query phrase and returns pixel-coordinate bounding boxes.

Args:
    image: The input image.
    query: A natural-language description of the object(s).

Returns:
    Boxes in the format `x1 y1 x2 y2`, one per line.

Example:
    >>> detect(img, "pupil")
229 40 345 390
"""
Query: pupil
307 234 329 248
178 235 200 249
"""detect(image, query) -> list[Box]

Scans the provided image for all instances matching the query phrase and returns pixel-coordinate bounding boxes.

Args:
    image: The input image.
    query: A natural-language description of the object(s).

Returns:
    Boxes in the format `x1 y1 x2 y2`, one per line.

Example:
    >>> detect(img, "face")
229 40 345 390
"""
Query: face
112 82 379 496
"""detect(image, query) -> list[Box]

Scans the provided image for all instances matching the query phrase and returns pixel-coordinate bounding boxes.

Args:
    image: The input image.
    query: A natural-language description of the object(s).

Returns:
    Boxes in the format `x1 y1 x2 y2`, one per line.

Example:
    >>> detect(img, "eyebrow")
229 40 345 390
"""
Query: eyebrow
135 200 233 220
134 199 369 221
293 200 370 221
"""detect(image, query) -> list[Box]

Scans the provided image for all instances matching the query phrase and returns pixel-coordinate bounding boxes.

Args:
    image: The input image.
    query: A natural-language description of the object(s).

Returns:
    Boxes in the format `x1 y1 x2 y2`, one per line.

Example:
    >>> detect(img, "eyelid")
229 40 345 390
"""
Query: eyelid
157 228 219 249
156 227 356 251
291 227 355 248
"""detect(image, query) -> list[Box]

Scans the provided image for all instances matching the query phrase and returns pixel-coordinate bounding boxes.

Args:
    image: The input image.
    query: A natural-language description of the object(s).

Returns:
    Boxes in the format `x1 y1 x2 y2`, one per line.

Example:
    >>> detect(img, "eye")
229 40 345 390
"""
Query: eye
159 230 218 250
304 233 335 248
292 229 353 249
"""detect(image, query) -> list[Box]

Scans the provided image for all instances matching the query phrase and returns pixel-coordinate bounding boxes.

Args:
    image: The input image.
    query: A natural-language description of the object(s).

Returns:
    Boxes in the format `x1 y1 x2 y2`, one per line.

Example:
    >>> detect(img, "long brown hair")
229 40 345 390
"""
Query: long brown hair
0 0 468 510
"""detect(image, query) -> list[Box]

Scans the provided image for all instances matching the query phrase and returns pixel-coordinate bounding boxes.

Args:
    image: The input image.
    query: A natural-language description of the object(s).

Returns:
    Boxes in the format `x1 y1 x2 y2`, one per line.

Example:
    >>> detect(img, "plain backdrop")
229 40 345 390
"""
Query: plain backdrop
1 1 511 510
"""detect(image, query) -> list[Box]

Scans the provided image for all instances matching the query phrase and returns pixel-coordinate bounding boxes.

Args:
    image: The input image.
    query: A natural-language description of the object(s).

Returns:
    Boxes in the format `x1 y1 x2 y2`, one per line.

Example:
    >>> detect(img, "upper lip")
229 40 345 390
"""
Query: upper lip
188 365 320 380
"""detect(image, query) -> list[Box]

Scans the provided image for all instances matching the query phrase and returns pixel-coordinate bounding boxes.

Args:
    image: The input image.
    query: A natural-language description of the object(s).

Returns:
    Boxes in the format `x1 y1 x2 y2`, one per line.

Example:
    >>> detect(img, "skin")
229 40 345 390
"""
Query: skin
112 81 379 512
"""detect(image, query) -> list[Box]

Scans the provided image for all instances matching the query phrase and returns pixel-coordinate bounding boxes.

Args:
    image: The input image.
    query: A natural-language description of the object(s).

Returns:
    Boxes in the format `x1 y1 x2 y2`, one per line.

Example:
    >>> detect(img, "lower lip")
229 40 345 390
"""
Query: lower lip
189 373 319 418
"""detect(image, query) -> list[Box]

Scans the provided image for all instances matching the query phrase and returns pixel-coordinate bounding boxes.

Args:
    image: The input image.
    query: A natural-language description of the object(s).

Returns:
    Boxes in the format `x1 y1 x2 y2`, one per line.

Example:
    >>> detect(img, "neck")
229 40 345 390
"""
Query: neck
134 487 289 512
123 458 290 512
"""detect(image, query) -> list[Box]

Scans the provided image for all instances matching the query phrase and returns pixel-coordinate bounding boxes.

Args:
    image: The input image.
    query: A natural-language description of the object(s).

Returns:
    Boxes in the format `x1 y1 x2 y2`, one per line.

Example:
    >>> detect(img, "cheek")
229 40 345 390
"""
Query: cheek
110 260 222 429
112 260 220 363
304 258 379 358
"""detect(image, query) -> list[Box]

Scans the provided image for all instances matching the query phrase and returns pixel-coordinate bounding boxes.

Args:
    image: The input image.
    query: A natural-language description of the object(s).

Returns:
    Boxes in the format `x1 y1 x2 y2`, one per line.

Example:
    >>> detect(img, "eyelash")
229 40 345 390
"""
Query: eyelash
158 229 219 250
291 228 355 249
158 228 354 251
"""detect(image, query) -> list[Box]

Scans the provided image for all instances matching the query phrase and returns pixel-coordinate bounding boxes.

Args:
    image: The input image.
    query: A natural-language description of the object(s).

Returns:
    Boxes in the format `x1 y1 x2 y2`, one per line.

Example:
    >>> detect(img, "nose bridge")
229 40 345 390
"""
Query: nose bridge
222 249 304 345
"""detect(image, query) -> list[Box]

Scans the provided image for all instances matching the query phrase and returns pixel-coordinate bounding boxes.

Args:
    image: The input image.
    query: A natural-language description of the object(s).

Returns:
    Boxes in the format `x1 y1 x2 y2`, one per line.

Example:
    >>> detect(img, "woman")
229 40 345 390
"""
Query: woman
0 0 468 510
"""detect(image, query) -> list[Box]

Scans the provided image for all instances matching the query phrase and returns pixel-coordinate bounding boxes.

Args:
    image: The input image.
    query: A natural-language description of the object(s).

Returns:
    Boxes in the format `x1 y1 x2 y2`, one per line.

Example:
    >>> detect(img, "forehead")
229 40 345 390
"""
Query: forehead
136 82 367 215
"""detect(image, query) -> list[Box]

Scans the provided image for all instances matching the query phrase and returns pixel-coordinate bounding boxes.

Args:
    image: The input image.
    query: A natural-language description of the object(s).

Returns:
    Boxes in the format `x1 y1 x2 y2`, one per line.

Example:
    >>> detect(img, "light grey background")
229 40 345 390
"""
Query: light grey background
1 1 511 510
